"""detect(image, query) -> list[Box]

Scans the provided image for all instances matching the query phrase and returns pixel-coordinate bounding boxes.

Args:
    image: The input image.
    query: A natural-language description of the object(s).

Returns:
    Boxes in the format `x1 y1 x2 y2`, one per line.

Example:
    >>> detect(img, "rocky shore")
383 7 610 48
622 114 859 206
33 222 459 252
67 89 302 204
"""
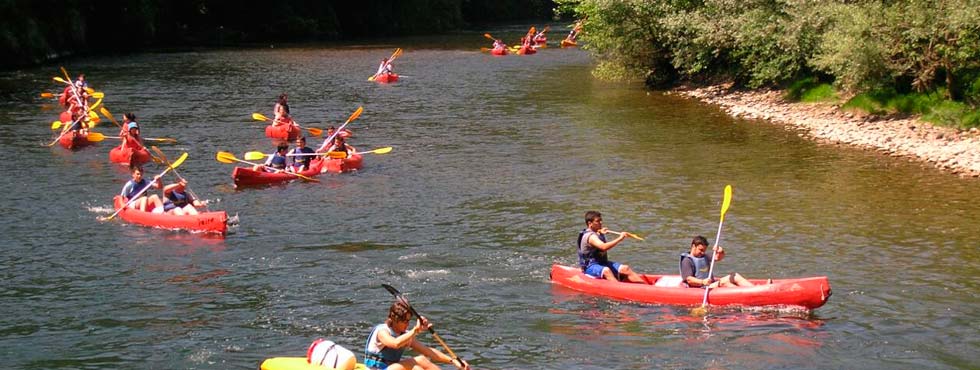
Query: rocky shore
671 84 980 178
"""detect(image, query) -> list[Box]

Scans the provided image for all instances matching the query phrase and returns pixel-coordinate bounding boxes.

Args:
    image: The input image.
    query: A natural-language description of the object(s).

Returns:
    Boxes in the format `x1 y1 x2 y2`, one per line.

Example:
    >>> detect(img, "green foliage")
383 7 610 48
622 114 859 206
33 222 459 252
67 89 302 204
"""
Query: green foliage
843 88 980 128
785 77 837 102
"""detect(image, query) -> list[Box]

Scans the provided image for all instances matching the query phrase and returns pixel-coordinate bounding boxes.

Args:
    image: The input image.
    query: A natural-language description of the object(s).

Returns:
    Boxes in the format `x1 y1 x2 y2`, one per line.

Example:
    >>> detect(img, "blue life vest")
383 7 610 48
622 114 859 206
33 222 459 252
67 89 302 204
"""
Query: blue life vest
291 147 315 169
680 252 713 281
166 189 190 207
122 179 150 200
364 324 406 369
268 153 287 170
577 229 608 270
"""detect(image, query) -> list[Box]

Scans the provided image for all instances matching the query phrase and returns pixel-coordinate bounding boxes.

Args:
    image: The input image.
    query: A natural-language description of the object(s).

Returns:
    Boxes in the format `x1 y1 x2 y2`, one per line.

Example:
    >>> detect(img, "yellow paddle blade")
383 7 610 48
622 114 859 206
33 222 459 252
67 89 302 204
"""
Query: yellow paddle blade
53 76 68 84
91 92 104 99
90 98 102 111
347 106 364 123
215 151 237 164
40 92 55 98
392 48 403 59
306 127 323 137
60 66 71 81
366 146 392 154
244 151 267 161
484 33 494 40
326 151 348 159
51 121 62 130
85 87 95 94
720 185 733 222
252 112 270 122
86 132 106 142
367 75 376 82
169 152 189 170
145 137 178 144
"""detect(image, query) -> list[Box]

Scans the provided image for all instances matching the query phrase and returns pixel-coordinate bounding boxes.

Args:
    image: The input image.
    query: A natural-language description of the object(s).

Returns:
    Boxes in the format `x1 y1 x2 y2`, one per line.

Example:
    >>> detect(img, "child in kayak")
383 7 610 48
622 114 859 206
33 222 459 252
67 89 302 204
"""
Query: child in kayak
121 165 163 212
120 113 144 150
162 178 205 216
578 211 645 283
364 300 469 370
681 235 768 288
318 135 356 159
289 136 316 171
253 143 290 172
376 57 393 77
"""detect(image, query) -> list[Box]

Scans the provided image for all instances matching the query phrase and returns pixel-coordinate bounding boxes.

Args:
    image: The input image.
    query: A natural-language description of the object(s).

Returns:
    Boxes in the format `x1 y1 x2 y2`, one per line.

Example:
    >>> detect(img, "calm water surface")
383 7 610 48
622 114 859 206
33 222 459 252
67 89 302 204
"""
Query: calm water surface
1 28 978 369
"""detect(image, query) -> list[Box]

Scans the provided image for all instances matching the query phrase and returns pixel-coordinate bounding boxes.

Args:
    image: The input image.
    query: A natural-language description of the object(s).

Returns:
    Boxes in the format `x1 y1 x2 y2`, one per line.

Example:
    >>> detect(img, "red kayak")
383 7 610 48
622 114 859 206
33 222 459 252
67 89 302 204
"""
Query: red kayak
517 45 537 55
112 195 228 234
265 124 301 141
534 36 547 47
59 111 72 123
58 131 95 150
322 153 363 174
491 47 508 56
109 145 151 166
375 73 399 83
560 39 578 48
232 157 324 187
550 264 831 310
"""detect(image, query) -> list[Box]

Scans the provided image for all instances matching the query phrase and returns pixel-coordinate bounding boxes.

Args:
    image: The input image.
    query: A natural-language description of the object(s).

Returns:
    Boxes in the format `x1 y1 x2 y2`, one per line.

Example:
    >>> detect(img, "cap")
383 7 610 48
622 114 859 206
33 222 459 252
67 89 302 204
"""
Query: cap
127 122 139 130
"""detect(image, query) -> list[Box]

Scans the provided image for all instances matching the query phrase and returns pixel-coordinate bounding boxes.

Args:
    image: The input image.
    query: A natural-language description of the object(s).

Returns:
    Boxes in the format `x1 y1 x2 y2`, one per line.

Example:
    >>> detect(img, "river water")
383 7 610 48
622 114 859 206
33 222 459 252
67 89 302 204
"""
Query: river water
1 28 978 369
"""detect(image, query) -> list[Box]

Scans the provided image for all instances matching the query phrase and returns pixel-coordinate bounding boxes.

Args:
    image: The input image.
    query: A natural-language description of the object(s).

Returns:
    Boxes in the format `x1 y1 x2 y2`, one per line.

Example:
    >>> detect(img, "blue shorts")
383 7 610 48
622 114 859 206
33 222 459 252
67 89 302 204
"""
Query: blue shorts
584 261 622 280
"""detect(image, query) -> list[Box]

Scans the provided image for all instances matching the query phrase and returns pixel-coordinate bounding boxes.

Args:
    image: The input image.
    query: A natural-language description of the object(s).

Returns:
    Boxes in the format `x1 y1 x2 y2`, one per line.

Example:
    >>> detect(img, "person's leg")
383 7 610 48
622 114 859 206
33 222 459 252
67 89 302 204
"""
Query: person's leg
617 264 646 284
601 266 617 281
731 273 755 286
411 355 440 370
183 205 199 215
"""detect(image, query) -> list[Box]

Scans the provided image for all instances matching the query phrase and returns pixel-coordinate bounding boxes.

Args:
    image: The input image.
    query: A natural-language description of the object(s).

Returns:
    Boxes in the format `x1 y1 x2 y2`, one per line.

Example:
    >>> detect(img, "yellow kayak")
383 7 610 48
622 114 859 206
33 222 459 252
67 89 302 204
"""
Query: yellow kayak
259 357 367 370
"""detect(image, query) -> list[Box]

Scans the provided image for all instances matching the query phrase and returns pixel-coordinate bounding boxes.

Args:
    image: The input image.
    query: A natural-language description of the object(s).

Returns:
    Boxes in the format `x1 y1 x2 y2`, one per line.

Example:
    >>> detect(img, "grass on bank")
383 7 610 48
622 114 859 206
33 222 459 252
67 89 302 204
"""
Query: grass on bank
785 77 980 129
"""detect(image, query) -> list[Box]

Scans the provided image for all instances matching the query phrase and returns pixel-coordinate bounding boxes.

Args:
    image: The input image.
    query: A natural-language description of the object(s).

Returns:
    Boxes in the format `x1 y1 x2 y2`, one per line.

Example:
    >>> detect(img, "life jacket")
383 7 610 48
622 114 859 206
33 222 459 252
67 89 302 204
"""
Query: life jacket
267 153 288 170
123 178 150 200
291 147 315 169
680 252 713 283
166 189 191 208
364 324 406 369
577 229 608 270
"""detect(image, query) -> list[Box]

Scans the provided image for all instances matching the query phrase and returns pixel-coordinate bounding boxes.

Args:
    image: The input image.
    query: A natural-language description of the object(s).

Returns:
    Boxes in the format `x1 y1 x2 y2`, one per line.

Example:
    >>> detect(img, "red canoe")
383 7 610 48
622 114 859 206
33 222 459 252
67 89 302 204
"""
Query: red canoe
560 39 578 48
109 145 151 166
58 131 95 150
550 264 831 310
517 45 537 55
232 157 324 187
322 153 363 174
534 36 547 47
112 195 228 234
491 47 508 56
265 124 301 141
59 111 72 123
375 73 399 83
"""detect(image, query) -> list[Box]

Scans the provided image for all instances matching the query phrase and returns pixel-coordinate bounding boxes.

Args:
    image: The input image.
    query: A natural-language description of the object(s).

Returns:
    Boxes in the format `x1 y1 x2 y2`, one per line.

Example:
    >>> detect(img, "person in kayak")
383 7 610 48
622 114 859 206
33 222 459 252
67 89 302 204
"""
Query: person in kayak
274 93 290 120
492 38 506 50
578 211 645 283
289 136 316 171
376 57 394 77
324 125 353 140
364 300 470 370
162 178 204 216
121 165 163 212
254 143 290 172
318 135 356 158
120 113 144 149
681 235 765 288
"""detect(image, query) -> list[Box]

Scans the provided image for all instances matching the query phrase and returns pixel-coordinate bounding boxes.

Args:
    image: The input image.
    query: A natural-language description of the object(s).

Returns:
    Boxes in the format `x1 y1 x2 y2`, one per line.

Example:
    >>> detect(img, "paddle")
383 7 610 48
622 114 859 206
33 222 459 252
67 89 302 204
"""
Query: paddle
483 33 495 40
368 48 403 81
318 106 364 152
46 98 102 147
215 151 319 182
41 91 104 99
691 184 733 317
84 132 178 144
246 146 391 161
151 146 207 211
100 152 188 221
50 99 103 131
251 112 324 137
606 230 645 241
97 107 177 144
381 284 467 369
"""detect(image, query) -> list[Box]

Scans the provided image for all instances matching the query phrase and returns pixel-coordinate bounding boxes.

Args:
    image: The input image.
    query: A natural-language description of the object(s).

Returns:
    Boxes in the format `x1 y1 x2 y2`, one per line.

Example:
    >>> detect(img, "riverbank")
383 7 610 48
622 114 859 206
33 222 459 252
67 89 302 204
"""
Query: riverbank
671 84 980 178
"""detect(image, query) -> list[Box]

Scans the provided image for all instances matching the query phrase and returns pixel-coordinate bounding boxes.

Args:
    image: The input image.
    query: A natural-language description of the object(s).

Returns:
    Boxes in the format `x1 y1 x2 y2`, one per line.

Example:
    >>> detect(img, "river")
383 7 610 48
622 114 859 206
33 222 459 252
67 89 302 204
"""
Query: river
0 27 977 369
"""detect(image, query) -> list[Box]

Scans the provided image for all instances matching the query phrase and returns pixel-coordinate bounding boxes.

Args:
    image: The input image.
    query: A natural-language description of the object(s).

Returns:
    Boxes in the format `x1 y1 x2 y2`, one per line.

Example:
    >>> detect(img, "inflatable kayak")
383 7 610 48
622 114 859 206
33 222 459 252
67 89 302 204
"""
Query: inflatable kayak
109 145 151 166
491 47 508 56
112 195 228 234
374 73 398 84
232 157 324 187
517 45 537 55
550 264 831 310
534 36 547 47
58 131 95 150
260 357 367 370
266 124 302 141
322 153 363 174
59 110 72 123
560 39 578 48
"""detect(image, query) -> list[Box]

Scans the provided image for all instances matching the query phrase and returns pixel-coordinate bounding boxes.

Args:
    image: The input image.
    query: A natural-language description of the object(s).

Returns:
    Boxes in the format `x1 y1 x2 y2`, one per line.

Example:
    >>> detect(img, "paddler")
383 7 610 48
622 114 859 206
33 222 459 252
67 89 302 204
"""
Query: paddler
253 143 290 172
324 125 353 140
681 235 767 288
274 93 290 120
364 300 470 370
162 178 205 216
120 113 144 149
120 165 164 212
578 211 645 283
289 136 316 172
376 57 393 77
318 135 356 158
492 38 506 50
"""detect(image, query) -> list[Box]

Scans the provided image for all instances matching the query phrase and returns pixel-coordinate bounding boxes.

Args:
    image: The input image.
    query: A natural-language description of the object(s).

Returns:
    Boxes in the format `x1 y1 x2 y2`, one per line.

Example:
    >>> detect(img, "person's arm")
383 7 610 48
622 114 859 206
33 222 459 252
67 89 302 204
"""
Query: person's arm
712 245 725 262
121 182 133 198
681 258 708 287
588 231 626 252
378 318 426 350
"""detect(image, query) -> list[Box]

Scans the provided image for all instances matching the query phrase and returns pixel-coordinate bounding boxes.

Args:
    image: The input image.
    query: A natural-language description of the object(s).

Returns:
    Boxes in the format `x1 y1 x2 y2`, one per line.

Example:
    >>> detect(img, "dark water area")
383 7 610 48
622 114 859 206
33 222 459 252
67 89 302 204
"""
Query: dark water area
0 27 978 369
